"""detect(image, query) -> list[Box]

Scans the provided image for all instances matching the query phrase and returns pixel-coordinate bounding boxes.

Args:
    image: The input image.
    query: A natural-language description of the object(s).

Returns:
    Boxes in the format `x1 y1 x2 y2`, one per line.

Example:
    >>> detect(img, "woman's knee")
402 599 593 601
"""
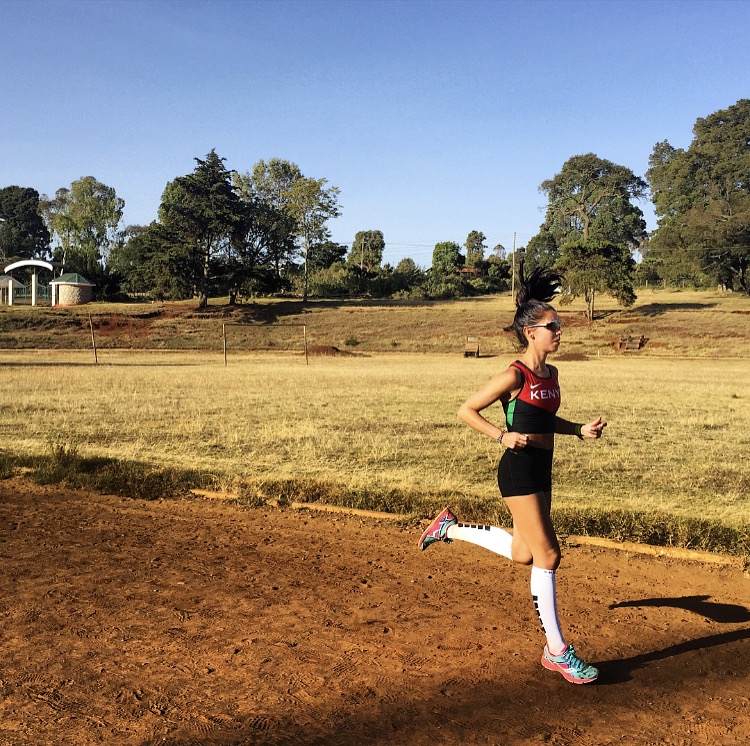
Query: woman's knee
511 546 534 565
535 545 561 570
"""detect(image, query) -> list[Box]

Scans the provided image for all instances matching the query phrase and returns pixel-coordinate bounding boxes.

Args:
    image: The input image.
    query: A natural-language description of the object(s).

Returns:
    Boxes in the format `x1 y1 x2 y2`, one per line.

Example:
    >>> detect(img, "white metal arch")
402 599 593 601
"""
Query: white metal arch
4 259 54 273
3 259 55 306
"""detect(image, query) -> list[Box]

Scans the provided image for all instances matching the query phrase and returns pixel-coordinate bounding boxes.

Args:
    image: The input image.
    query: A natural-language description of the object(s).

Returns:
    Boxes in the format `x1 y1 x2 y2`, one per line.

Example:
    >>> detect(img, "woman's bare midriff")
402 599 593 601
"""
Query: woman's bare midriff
524 433 555 449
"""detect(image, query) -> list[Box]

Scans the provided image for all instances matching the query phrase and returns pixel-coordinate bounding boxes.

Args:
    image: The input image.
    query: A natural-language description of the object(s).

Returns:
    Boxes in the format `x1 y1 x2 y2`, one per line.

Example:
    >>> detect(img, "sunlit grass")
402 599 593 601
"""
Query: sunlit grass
1 350 748 538
2 289 747 554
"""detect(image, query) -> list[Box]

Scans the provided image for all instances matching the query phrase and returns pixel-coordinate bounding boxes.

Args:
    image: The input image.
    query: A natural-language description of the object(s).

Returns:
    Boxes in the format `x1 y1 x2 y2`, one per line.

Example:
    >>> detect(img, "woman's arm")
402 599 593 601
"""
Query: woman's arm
458 366 528 449
554 415 607 439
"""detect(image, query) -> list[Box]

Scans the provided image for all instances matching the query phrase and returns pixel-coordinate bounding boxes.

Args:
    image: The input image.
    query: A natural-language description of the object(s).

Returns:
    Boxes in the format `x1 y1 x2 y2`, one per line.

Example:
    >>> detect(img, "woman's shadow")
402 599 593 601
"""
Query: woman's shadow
596 595 750 685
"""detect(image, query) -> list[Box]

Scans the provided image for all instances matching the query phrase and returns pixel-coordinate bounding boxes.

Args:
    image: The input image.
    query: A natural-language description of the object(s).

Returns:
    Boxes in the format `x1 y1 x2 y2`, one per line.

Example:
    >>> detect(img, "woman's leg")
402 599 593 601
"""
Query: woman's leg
418 507 516 558
504 491 558 570
504 491 565 654
420 491 554 564
444 520 514 559
417 496 598 683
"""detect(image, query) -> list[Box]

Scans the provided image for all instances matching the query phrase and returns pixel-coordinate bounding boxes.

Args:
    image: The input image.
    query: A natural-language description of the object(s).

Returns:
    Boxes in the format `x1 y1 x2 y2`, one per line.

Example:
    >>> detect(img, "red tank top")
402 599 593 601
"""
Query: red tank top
502 360 560 434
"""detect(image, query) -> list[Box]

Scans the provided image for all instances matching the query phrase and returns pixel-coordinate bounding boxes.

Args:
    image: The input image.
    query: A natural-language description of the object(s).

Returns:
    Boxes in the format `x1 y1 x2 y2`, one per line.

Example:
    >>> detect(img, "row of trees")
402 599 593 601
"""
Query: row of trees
1 153 509 304
304 230 513 300
1 99 748 311
109 153 342 307
113 156 511 304
523 98 750 319
0 155 343 307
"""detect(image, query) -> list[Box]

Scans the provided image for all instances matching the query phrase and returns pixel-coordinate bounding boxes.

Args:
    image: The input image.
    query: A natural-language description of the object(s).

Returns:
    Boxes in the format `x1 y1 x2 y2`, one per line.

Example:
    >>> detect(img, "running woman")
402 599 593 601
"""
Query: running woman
418 263 606 684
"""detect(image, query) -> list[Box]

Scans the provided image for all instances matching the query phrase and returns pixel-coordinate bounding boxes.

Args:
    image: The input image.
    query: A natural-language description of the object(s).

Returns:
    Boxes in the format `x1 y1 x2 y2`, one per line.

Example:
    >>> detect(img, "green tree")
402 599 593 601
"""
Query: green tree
348 230 385 272
41 176 124 281
431 241 463 276
107 224 148 294
284 177 341 302
0 186 50 260
309 240 348 272
243 158 303 206
645 140 710 287
557 239 636 320
233 159 302 281
464 230 486 268
159 150 243 307
485 253 511 291
539 153 647 245
110 222 193 300
305 261 351 298
534 153 646 320
524 229 560 272
345 230 384 293
428 241 464 298
646 99 750 293
232 199 296 294
633 252 667 289
392 257 424 292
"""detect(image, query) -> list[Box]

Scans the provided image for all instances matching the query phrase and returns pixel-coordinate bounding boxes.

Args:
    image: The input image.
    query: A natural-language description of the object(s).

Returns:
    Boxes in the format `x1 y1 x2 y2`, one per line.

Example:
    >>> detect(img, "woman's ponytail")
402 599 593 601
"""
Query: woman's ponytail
516 260 561 307
511 260 562 348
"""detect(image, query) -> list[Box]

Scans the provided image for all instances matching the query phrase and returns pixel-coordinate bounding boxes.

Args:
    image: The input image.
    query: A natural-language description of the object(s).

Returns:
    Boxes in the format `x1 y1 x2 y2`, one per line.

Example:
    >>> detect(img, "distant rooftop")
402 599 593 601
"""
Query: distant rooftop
50 273 95 286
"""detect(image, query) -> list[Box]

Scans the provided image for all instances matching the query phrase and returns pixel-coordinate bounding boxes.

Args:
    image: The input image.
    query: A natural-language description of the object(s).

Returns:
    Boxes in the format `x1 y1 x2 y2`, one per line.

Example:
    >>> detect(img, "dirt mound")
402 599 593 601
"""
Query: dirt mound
307 344 353 356
93 314 155 338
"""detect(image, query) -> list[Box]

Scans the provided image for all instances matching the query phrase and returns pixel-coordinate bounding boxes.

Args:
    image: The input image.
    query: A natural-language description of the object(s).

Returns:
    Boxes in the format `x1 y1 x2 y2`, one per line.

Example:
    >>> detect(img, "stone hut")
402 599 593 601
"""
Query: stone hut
50 273 95 305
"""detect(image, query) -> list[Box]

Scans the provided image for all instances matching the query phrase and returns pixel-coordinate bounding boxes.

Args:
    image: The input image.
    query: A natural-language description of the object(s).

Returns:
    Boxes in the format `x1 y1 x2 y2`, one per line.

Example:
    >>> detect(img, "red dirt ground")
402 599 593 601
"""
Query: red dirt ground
0 477 748 745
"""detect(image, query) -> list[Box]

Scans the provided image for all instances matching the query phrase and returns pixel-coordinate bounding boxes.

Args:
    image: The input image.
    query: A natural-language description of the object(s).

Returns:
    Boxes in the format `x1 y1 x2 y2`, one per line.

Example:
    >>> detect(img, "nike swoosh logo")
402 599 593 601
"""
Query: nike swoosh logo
530 383 543 389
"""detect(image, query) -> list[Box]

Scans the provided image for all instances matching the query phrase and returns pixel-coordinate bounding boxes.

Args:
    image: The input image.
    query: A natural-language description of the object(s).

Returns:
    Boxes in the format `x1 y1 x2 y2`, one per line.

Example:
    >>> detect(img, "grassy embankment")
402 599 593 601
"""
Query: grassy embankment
0 289 748 557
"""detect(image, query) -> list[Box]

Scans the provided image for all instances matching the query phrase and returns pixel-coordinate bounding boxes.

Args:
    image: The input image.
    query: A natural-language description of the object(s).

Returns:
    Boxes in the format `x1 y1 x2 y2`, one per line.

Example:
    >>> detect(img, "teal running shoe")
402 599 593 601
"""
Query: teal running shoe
418 508 458 551
541 643 599 684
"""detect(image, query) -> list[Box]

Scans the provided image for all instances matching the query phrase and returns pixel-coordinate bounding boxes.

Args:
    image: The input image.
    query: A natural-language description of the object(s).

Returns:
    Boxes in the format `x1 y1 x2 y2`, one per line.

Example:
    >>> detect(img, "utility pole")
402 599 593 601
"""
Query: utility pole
511 232 517 296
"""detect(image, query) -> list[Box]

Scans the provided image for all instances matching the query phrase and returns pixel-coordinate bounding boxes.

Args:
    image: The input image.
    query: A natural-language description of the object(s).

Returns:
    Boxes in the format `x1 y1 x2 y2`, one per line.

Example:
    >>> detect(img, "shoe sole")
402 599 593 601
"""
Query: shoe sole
417 509 455 551
417 528 430 551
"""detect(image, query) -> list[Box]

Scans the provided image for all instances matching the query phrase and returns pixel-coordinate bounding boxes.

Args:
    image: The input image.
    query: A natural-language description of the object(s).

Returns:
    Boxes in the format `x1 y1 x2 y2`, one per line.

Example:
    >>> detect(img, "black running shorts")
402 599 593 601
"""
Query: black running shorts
497 445 553 497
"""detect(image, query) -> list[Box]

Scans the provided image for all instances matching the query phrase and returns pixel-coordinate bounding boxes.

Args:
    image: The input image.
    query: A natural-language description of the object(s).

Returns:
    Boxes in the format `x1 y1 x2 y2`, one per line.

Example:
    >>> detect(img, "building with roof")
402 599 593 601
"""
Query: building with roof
2 260 94 306
49 273 95 305
0 275 24 305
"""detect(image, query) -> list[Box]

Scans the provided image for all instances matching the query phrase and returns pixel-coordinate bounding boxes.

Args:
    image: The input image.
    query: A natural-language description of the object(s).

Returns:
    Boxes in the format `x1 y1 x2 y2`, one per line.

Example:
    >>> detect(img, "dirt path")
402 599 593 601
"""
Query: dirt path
0 478 748 745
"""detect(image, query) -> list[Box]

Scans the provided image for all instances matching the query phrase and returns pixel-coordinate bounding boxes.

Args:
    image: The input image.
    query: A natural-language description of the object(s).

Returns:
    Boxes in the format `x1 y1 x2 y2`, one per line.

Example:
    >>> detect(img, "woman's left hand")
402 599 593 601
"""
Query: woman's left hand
581 416 607 439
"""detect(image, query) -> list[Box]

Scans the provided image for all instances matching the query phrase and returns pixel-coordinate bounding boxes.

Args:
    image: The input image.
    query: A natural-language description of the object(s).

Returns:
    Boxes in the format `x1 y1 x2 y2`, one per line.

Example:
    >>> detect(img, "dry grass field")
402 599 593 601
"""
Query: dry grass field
0 287 748 550
1 350 748 526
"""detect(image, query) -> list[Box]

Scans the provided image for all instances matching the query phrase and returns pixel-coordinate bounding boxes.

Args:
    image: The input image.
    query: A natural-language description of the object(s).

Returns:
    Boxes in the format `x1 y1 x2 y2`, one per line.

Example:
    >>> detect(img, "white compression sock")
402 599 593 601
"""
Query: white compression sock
445 522 513 560
530 566 566 654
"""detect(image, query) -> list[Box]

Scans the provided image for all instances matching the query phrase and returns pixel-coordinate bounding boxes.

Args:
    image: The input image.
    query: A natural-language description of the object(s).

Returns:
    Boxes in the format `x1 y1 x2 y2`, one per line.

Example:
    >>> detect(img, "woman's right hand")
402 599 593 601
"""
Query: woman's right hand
502 432 529 450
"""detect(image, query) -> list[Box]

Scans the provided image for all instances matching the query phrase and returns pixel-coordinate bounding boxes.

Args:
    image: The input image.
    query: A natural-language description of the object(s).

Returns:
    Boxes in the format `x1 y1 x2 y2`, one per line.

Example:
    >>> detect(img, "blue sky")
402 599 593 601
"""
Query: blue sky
1 0 748 267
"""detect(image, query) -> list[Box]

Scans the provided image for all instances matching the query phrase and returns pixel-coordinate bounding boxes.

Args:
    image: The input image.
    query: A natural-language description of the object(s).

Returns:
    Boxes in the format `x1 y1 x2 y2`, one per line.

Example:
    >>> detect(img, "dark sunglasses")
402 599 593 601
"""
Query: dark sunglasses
526 321 562 333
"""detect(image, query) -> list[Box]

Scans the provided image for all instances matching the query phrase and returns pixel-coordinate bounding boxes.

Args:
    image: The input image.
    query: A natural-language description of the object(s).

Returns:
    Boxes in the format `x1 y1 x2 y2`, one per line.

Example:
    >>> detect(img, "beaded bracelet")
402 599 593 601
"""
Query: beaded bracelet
496 430 506 444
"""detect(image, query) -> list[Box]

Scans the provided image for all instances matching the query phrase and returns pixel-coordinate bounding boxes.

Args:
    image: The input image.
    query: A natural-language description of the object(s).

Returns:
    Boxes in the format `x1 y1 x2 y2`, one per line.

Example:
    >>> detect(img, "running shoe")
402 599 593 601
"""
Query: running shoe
418 508 458 551
541 643 599 684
